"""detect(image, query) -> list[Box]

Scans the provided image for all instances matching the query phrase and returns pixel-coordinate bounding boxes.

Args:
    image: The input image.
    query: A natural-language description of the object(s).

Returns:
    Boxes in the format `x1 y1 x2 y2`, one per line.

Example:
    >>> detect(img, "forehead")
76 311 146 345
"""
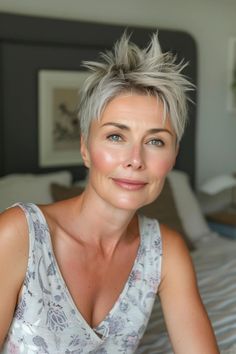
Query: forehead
102 93 162 115
98 93 173 130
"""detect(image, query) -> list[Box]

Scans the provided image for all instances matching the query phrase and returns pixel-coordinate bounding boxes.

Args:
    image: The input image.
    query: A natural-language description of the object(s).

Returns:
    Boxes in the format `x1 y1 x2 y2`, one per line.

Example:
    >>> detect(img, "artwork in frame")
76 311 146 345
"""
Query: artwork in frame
38 70 89 167
227 37 236 113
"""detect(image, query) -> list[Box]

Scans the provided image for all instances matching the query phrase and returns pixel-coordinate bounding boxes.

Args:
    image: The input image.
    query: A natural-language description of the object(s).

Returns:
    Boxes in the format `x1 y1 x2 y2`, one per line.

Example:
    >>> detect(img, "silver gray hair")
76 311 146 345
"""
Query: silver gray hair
78 32 194 143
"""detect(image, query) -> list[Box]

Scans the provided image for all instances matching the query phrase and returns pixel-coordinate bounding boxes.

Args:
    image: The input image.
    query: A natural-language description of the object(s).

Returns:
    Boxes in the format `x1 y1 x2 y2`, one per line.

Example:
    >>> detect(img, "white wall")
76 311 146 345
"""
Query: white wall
0 0 236 186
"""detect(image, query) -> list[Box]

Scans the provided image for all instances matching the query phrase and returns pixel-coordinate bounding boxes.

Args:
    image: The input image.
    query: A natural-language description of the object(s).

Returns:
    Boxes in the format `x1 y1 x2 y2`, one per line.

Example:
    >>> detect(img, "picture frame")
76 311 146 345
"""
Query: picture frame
38 70 89 167
227 37 236 113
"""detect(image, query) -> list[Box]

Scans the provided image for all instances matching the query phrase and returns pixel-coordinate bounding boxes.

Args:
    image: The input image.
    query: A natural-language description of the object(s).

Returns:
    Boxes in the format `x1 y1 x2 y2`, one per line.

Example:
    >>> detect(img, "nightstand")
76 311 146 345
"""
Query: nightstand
206 206 236 239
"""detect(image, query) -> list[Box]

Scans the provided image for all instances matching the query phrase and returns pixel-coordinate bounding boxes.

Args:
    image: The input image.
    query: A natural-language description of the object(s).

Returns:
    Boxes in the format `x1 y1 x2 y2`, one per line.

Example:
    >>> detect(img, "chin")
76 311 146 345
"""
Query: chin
111 196 150 212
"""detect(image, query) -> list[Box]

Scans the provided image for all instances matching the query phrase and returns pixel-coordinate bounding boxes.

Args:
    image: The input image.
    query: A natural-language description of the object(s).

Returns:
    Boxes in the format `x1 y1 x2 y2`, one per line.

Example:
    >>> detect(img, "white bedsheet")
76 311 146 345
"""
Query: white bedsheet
137 234 236 354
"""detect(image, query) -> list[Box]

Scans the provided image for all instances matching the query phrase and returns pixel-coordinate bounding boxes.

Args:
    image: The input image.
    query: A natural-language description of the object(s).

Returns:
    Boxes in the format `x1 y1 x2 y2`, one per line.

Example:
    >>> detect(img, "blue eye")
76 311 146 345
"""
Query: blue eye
107 134 123 142
147 139 164 147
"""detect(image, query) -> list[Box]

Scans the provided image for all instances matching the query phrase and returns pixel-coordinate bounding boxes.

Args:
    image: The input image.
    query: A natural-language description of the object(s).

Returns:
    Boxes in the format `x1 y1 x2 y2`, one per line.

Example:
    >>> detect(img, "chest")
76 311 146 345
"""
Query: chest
8 204 164 354
8 234 156 354
52 234 141 328
10 208 162 354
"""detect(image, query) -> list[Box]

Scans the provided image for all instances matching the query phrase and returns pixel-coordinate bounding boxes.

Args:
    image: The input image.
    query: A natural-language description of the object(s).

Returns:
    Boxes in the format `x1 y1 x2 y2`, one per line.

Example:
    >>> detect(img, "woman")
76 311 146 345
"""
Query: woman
0 33 219 353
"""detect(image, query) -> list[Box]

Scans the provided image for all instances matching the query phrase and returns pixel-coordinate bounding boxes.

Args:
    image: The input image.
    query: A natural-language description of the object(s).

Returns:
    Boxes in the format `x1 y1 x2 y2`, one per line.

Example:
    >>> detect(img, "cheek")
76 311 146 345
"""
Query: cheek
149 153 176 178
89 145 121 173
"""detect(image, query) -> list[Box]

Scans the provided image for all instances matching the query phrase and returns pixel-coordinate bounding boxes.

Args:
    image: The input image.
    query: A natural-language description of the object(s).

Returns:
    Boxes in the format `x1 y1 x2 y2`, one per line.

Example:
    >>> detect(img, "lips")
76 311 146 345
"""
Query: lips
112 178 148 191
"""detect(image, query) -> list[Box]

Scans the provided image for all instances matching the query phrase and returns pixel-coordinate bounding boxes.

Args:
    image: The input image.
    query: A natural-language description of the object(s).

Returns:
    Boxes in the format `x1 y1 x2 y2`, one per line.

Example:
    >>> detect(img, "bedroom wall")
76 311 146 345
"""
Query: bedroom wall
0 0 236 187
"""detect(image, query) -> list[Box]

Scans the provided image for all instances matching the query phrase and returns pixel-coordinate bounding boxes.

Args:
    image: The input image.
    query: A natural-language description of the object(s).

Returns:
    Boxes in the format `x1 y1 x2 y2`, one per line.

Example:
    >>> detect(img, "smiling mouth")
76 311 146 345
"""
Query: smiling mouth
112 178 148 191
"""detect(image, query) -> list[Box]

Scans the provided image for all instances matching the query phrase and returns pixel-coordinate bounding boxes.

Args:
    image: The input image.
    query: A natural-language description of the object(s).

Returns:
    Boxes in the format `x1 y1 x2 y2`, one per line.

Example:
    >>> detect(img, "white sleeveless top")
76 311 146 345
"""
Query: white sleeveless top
2 203 162 354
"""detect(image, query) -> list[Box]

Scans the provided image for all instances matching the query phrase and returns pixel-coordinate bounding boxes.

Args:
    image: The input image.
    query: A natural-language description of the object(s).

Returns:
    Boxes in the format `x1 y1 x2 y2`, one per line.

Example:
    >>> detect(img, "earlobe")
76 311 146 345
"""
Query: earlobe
80 136 91 168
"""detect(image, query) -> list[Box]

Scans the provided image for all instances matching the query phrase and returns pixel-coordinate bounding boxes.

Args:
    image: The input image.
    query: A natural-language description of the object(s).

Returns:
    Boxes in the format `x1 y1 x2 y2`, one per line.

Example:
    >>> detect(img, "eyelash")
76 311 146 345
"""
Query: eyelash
146 138 165 147
106 134 123 142
106 135 165 147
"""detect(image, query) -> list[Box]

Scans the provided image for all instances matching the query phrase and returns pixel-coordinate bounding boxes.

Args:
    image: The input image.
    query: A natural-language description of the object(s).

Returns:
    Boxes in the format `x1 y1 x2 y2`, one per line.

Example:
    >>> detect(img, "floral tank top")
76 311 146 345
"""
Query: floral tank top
2 203 162 354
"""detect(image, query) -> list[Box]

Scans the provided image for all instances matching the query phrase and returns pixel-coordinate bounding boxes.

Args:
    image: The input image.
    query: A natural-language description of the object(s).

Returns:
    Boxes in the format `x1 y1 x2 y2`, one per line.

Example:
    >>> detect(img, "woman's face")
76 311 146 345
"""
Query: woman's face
81 93 178 210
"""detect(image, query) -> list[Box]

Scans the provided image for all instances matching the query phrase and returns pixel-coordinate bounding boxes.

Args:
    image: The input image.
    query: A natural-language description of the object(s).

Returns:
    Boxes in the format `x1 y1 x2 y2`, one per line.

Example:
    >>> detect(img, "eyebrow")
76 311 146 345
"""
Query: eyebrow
101 122 174 136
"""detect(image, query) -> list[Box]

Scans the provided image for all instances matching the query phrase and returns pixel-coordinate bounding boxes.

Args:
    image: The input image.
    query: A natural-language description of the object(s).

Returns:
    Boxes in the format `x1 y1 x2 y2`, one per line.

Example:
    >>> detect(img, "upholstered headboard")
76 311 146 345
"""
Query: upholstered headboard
0 13 197 186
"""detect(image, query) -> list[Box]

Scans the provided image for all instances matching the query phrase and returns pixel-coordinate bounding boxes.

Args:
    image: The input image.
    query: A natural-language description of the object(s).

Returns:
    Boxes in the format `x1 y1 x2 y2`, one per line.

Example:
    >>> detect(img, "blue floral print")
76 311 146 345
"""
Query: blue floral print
1 203 162 353
46 303 68 332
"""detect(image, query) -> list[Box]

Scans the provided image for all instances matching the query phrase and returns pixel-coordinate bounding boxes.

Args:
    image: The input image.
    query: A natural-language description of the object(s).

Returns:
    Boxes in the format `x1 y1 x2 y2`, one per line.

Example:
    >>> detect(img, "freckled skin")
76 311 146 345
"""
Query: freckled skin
81 94 178 211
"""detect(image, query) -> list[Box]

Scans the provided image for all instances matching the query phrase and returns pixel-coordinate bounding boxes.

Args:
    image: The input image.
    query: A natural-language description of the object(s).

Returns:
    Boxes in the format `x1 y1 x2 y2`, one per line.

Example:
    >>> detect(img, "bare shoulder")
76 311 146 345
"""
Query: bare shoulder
0 206 29 280
0 206 29 345
0 205 28 241
159 223 195 289
160 223 190 257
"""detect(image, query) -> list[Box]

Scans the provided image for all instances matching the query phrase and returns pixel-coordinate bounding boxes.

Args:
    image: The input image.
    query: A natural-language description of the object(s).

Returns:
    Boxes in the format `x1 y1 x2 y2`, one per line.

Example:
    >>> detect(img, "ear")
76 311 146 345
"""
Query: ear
80 136 91 168
175 143 180 159
170 143 180 171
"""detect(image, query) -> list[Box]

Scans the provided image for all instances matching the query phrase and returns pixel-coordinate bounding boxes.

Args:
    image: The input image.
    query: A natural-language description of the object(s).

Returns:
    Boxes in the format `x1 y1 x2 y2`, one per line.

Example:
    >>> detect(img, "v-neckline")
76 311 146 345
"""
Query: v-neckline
34 204 143 338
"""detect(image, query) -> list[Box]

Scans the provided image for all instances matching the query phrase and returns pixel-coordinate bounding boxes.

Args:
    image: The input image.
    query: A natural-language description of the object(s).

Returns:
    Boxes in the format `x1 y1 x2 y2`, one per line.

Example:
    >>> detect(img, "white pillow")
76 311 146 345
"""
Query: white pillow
0 171 72 212
167 170 210 242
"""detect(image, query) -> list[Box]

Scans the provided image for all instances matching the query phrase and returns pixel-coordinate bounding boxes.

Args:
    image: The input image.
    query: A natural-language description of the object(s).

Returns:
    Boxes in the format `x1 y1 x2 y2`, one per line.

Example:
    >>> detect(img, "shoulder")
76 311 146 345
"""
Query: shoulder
160 223 189 253
0 206 29 345
140 216 188 253
0 205 29 289
159 223 195 289
0 205 28 244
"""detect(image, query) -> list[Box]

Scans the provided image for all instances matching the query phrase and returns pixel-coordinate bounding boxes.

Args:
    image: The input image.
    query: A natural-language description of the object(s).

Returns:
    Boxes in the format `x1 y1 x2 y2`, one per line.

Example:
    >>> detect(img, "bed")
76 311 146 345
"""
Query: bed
137 171 236 354
0 12 236 354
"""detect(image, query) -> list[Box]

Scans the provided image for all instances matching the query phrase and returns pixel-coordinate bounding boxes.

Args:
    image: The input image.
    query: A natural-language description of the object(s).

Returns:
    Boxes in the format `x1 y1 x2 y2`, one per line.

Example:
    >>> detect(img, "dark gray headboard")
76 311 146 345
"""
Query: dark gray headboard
0 13 197 186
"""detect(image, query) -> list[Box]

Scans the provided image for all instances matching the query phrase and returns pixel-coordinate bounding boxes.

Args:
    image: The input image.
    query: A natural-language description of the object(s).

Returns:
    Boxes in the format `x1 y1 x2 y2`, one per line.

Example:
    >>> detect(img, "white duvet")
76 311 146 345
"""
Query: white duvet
137 233 236 354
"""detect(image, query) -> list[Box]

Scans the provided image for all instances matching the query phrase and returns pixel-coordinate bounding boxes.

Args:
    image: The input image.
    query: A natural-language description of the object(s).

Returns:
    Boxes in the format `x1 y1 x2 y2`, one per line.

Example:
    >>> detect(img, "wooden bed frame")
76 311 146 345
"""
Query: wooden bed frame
0 12 197 187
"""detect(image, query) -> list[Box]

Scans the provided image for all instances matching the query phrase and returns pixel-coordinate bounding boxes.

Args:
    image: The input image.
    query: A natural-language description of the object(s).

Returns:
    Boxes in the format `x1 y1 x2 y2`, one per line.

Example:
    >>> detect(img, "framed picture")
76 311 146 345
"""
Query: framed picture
38 70 89 167
227 37 236 113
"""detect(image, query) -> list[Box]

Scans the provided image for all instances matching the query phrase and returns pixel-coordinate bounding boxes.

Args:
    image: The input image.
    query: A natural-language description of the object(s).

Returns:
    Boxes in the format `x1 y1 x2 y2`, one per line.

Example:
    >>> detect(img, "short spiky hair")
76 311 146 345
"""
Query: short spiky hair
78 32 193 143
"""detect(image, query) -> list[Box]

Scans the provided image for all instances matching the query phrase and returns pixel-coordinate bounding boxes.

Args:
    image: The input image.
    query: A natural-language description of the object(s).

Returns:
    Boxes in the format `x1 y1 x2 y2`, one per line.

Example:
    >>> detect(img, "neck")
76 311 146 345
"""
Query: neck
72 185 138 256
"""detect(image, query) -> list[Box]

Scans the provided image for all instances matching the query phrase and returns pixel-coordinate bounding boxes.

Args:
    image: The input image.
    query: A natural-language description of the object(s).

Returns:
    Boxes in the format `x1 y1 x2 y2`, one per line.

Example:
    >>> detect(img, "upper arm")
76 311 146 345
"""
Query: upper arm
158 225 219 354
0 207 28 347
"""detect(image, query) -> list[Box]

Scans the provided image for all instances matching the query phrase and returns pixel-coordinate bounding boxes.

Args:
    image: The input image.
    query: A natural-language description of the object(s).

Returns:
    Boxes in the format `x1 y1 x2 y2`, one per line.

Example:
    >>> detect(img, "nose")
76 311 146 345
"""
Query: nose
123 144 145 170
